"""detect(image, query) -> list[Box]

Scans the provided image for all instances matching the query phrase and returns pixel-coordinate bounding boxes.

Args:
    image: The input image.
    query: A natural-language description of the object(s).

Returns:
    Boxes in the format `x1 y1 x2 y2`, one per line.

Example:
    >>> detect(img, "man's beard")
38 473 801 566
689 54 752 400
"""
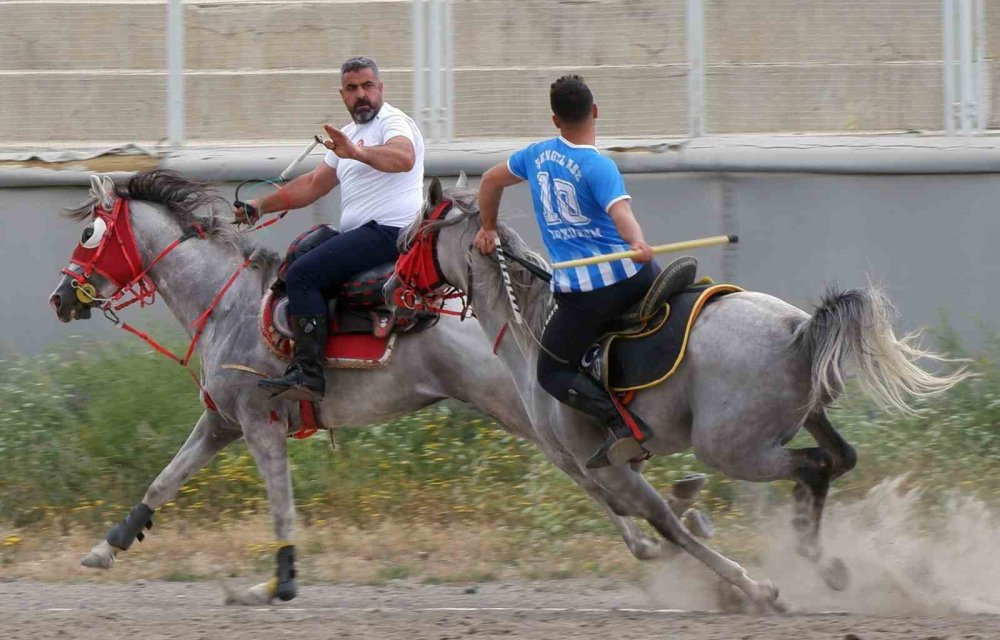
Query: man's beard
350 99 381 124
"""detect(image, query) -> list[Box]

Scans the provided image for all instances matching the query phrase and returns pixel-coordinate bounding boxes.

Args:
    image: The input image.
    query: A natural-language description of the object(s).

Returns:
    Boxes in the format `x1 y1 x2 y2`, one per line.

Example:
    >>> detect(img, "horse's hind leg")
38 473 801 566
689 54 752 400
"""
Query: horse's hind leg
790 409 857 590
81 411 240 569
803 408 857 482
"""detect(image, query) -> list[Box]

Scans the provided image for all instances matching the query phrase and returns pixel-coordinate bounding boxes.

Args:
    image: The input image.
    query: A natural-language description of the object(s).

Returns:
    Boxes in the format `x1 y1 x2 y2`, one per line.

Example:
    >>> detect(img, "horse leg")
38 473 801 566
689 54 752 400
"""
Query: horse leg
789 409 857 590
541 451 672 560
228 415 298 605
81 411 240 569
699 411 854 593
588 466 779 612
803 408 857 483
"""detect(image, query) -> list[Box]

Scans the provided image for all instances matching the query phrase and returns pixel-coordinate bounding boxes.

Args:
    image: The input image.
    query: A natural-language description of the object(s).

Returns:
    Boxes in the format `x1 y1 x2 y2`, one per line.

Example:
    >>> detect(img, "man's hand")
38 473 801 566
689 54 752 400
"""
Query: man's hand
630 240 654 263
322 124 364 161
473 227 499 255
233 199 260 225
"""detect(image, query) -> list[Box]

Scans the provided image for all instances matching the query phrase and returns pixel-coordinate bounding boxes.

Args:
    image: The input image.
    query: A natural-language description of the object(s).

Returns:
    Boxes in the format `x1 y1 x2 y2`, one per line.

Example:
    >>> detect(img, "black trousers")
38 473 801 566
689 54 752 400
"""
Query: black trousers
537 264 657 415
285 220 402 317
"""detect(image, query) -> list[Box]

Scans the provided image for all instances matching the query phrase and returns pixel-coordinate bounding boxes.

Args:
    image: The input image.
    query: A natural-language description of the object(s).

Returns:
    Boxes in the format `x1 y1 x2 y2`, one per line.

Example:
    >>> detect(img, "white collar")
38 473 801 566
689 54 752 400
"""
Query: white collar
558 135 599 151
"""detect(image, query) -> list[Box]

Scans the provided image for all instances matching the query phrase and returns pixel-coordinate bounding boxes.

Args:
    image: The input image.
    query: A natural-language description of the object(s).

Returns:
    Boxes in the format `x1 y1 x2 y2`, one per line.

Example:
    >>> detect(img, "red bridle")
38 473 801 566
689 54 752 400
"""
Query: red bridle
392 200 470 318
61 197 250 369
63 198 206 313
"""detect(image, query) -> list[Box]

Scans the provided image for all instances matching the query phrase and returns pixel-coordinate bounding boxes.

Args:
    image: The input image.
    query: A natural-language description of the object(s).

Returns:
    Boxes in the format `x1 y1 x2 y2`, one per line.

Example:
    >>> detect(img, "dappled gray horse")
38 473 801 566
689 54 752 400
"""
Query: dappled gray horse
388 177 971 611
48 171 700 605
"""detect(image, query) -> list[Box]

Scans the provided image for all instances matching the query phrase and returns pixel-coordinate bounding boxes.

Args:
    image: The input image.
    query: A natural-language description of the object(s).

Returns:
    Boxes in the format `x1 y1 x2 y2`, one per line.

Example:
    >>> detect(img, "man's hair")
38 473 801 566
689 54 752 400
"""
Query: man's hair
550 75 593 124
341 56 379 77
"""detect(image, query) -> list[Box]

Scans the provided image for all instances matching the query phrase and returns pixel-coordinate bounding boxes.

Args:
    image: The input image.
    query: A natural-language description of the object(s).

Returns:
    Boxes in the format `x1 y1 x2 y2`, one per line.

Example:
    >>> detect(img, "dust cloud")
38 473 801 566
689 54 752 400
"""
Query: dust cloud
644 476 1000 615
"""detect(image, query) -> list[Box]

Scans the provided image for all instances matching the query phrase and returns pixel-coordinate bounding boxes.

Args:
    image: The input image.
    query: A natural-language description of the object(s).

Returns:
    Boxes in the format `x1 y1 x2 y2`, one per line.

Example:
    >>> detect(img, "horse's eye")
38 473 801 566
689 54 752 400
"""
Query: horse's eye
81 217 107 249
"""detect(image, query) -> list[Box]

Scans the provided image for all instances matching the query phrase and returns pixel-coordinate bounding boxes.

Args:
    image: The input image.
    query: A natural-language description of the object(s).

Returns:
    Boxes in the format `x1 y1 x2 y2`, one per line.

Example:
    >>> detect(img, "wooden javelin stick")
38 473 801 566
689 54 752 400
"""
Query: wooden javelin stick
550 235 739 270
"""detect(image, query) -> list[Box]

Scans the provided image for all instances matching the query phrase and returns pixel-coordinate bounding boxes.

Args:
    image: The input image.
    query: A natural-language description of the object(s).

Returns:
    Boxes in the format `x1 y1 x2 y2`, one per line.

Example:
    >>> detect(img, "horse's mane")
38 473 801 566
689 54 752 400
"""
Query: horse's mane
64 169 280 272
402 185 554 336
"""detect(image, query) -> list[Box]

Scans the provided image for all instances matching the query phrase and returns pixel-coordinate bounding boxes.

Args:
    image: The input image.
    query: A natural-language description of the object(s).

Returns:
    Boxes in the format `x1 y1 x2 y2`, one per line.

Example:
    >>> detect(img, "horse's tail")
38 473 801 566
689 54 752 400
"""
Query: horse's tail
792 286 972 415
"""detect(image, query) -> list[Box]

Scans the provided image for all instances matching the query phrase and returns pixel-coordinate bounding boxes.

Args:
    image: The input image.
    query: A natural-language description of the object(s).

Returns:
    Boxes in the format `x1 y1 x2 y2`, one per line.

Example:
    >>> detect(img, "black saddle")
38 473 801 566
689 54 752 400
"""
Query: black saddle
604 256 699 335
583 257 742 392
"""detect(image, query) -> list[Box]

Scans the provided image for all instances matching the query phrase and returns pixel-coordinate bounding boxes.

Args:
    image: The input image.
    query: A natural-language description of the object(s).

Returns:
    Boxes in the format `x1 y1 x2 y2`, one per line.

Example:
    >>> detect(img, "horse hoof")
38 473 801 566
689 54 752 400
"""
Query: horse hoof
672 473 707 501
80 541 116 569
820 557 850 591
755 580 780 612
629 536 669 561
683 508 715 539
227 579 277 606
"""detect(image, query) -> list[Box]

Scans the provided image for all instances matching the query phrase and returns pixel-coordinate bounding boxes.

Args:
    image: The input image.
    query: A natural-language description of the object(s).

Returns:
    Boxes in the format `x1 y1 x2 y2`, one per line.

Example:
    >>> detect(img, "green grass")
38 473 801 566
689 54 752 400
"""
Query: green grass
1 323 998 536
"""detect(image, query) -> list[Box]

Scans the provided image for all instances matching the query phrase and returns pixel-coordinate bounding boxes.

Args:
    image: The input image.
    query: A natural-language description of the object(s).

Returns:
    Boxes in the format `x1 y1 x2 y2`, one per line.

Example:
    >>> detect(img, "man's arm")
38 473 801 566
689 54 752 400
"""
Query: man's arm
324 125 416 173
473 161 524 255
236 162 340 221
608 199 653 263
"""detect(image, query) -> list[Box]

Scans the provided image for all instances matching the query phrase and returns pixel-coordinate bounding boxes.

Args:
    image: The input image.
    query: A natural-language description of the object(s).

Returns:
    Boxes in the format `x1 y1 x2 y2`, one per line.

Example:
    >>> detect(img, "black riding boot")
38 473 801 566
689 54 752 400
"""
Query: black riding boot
258 314 327 401
565 377 653 469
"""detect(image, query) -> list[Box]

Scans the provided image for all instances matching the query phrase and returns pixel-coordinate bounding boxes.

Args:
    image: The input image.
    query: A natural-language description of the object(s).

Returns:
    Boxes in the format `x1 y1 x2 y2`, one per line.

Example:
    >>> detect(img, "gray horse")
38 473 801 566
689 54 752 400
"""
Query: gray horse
48 171 703 605
387 177 971 611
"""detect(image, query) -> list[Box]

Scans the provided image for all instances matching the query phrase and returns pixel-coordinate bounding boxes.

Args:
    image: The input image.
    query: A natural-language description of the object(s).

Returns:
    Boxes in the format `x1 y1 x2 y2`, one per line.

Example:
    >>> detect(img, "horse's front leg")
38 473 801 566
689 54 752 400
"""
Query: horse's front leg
230 414 298 605
82 410 241 569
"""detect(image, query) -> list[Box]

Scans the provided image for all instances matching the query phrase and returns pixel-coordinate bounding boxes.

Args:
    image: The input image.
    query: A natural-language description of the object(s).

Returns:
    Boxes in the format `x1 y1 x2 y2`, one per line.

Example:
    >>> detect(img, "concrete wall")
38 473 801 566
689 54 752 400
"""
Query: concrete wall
4 170 997 355
0 0 989 143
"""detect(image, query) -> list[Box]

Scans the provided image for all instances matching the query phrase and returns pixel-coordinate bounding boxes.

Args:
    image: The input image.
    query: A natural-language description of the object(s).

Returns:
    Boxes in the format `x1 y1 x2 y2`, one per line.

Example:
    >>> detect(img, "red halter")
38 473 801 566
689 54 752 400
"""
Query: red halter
392 200 469 317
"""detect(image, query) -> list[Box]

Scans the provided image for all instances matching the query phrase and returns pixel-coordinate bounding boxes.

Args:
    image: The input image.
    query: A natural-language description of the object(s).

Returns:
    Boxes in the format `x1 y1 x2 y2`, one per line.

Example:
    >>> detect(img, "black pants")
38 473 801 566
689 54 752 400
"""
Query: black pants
286 220 402 317
537 264 657 416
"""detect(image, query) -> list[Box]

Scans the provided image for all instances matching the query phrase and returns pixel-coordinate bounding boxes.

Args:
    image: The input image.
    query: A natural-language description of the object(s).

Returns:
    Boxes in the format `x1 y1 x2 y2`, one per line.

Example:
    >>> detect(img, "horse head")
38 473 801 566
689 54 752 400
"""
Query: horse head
49 174 130 322
384 174 481 309
49 170 244 327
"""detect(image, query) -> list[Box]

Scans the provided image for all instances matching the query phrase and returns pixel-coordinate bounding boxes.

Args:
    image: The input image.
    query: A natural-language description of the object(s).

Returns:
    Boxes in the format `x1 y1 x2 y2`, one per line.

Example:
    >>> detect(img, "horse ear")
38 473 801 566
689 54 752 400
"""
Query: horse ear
89 175 102 201
89 174 115 210
99 176 115 209
428 177 444 206
455 171 468 190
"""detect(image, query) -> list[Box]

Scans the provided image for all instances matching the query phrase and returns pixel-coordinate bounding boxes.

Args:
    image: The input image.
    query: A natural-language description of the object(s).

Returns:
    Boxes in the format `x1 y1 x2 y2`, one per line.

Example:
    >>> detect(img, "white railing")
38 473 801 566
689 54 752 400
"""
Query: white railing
943 0 988 134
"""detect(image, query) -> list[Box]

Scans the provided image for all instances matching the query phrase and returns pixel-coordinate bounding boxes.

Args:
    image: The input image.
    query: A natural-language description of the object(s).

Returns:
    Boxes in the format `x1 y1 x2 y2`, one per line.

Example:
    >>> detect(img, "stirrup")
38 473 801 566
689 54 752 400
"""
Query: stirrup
585 434 645 469
258 367 325 401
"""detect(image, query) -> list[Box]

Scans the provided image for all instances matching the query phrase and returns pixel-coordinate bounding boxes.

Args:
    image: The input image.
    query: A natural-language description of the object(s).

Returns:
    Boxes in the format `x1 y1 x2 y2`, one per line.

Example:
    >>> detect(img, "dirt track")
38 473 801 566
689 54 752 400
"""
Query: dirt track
2 579 998 640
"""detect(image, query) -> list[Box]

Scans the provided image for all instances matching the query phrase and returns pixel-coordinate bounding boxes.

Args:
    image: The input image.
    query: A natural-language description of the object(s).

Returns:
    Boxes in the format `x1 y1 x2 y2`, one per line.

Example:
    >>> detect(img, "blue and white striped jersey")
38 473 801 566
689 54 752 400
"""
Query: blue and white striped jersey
507 137 638 293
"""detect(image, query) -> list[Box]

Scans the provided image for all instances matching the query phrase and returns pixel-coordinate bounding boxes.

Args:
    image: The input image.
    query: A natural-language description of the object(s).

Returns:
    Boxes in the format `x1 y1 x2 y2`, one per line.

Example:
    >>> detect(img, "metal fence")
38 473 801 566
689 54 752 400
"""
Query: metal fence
0 0 992 147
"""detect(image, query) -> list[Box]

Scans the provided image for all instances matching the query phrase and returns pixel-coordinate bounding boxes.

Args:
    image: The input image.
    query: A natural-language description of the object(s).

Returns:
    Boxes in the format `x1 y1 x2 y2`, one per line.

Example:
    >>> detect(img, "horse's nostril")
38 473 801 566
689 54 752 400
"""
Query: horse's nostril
50 294 62 310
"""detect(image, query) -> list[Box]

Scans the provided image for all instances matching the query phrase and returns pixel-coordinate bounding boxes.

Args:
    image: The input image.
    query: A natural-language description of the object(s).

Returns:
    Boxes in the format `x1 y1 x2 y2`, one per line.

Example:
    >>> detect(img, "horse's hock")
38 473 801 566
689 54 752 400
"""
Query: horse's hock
0 0 974 144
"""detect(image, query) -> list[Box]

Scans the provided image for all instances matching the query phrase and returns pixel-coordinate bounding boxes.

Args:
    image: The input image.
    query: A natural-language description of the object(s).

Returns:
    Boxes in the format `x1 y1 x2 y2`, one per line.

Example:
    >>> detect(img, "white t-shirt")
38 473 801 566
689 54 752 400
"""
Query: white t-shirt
323 102 425 231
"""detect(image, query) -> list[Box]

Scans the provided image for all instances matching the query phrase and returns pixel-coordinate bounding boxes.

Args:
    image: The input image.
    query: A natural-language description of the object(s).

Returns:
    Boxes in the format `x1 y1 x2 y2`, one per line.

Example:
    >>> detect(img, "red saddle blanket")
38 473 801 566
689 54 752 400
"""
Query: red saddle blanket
260 291 398 369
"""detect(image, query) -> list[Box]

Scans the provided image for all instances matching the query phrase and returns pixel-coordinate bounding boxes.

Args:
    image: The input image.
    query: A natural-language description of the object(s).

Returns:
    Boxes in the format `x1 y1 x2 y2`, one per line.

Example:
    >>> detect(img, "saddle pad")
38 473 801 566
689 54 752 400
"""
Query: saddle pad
323 333 396 369
601 284 743 392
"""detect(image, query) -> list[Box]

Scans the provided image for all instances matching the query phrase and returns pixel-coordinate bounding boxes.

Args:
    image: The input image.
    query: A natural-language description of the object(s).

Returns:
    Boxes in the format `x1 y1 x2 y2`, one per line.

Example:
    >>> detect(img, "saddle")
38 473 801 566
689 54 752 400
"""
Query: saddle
260 224 438 368
583 257 744 392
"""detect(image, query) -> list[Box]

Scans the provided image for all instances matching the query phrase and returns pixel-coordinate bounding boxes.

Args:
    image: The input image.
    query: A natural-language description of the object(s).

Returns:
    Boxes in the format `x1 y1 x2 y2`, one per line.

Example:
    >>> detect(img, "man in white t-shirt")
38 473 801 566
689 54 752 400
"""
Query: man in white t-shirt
235 56 425 400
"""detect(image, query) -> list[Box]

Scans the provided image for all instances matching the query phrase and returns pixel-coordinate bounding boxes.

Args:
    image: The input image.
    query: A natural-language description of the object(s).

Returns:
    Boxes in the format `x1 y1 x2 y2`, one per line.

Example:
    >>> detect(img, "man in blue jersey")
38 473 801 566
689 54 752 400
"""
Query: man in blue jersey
474 75 656 469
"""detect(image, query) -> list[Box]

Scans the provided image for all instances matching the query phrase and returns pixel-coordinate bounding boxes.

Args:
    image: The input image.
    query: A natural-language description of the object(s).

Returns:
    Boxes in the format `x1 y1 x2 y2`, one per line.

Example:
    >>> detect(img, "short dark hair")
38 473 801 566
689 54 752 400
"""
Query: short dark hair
550 75 593 124
341 56 379 77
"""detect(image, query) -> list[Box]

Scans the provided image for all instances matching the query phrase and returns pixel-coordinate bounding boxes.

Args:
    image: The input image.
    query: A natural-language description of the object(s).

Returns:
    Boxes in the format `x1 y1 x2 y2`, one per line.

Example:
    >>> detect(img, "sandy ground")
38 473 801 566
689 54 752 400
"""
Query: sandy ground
5 478 1000 638
1 578 998 640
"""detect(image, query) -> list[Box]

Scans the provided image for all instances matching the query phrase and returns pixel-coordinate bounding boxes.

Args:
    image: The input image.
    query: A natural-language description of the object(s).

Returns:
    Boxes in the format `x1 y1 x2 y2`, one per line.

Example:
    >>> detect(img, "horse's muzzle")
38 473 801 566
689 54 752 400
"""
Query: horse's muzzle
49 277 92 323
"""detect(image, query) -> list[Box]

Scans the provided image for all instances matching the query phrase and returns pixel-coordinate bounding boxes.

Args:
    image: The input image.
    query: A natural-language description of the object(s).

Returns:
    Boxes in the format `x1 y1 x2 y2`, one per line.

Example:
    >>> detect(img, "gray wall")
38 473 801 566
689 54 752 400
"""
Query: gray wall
2 171 997 355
